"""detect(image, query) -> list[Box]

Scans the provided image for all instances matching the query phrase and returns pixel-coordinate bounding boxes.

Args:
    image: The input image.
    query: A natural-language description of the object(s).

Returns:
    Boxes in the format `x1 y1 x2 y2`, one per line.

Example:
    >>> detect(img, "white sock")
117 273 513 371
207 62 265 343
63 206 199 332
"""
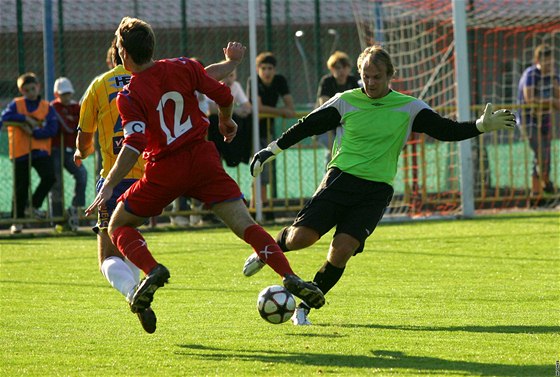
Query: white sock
101 256 137 303
124 257 141 285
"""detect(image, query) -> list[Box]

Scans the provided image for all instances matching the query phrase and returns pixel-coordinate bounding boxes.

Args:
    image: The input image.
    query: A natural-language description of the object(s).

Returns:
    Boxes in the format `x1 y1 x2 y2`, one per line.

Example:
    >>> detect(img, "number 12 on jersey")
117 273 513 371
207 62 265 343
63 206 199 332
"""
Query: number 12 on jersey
157 91 193 145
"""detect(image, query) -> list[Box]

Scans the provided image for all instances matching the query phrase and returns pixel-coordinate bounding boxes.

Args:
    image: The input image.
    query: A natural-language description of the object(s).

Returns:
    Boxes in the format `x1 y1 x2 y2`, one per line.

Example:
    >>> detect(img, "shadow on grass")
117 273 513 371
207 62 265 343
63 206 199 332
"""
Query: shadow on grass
286 332 347 338
176 344 550 376
383 246 559 262
0 279 244 294
330 323 560 334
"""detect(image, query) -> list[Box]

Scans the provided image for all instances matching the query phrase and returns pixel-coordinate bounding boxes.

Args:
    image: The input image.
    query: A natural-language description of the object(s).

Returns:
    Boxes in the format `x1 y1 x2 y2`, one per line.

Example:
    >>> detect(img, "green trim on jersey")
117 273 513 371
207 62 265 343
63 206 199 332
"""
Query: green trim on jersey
326 89 429 185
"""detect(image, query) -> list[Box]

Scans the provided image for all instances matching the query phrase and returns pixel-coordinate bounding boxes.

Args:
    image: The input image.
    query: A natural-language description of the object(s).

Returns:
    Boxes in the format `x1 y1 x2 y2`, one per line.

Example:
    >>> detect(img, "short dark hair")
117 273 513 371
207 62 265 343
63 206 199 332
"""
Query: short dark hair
17 72 38 89
108 38 122 67
115 16 155 65
256 52 276 67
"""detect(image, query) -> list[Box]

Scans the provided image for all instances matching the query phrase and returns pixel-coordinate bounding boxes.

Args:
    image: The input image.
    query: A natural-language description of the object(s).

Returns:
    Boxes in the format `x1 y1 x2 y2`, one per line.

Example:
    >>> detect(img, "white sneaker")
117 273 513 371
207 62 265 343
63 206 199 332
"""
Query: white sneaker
242 253 266 276
67 206 79 231
170 215 190 227
291 307 312 326
10 224 22 234
189 214 202 226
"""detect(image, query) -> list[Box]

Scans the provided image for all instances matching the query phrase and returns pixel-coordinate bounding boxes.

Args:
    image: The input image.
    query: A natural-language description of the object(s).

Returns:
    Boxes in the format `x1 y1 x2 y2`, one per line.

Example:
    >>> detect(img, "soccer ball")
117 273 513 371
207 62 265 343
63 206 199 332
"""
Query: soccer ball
257 285 296 324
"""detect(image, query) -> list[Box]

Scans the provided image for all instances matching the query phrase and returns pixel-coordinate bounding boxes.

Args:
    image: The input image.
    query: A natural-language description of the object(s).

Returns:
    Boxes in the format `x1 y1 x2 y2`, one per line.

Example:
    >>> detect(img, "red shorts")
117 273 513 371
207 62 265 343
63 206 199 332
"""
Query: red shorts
119 140 243 218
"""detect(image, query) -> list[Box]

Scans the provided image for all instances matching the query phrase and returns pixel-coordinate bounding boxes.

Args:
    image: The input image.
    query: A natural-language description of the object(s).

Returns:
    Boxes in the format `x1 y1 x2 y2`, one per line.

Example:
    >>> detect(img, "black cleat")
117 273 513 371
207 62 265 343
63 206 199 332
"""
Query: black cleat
283 274 325 309
130 264 170 313
136 307 157 334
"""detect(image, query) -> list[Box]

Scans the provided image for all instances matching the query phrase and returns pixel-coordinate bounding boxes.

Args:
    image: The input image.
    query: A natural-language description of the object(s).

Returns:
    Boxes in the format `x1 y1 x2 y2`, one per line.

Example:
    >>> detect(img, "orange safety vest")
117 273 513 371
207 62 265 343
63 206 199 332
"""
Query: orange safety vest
7 97 52 159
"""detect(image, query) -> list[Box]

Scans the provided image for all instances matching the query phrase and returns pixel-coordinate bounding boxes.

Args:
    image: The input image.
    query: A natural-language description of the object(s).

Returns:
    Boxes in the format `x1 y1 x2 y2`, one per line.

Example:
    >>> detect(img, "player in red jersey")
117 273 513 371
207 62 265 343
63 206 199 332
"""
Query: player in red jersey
86 17 325 318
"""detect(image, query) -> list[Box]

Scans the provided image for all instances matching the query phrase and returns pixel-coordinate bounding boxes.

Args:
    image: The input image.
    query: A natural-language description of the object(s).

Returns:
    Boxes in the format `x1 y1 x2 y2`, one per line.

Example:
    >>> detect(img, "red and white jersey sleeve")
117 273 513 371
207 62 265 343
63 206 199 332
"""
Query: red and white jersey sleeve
116 58 233 161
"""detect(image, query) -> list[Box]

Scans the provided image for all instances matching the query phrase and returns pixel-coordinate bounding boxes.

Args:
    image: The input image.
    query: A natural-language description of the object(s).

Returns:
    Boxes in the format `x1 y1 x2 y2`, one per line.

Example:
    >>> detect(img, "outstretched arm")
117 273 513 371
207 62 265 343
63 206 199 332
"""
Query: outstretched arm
412 103 515 141
250 107 341 177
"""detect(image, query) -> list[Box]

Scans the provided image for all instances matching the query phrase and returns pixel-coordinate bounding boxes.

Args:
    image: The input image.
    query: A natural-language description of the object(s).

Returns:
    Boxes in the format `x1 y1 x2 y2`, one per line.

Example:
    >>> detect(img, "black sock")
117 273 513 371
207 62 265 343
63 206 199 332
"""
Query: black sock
313 261 345 296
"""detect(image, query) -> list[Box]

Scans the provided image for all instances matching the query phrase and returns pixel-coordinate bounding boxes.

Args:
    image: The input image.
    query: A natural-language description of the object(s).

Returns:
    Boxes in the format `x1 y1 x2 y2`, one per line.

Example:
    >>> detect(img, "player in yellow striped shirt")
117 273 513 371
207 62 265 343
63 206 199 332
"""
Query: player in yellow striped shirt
74 39 246 334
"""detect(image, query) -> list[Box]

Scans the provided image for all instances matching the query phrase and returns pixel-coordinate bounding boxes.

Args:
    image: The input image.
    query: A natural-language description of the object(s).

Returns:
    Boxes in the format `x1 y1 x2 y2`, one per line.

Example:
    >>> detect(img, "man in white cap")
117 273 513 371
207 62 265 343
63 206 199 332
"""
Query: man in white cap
50 77 87 231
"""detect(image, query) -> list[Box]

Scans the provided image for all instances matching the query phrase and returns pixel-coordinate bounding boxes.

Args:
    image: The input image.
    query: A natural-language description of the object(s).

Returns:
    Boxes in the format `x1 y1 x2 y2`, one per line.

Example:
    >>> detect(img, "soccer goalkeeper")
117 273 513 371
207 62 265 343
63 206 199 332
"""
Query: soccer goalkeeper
244 45 516 326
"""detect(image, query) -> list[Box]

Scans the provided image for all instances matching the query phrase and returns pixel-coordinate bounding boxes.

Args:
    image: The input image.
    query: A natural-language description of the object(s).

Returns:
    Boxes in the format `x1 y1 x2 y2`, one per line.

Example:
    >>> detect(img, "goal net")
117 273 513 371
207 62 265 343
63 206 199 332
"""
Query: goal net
352 0 560 218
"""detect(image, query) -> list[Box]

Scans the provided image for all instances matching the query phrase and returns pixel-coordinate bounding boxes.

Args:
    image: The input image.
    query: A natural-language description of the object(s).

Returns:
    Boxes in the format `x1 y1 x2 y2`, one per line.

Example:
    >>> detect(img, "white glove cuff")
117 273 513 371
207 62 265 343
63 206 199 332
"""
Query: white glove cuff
475 118 485 133
267 141 283 155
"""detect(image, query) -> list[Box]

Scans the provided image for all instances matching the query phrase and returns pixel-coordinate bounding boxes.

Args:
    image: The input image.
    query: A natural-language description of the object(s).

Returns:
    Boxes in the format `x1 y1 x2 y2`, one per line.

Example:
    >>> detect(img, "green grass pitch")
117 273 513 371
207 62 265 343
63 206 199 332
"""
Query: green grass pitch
1 212 558 376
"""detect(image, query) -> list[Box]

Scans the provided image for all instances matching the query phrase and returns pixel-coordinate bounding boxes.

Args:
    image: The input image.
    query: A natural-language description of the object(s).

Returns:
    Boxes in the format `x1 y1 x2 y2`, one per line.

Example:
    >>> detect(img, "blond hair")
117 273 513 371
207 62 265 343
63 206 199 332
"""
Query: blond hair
327 51 352 69
357 46 395 77
17 72 38 89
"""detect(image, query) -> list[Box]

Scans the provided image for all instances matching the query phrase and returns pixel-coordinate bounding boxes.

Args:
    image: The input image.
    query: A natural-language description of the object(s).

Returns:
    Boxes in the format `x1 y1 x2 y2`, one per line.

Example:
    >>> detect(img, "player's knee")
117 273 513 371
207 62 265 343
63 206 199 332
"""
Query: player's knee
329 248 354 267
107 205 127 238
97 232 122 268
330 234 360 265
107 223 117 238
288 226 319 250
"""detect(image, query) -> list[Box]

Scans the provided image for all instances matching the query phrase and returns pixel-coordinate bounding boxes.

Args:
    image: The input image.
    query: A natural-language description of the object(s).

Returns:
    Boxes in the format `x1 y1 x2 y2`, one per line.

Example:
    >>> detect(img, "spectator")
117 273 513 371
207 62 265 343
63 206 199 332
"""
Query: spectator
316 51 361 107
517 43 560 196
208 69 253 167
50 77 87 231
247 52 296 220
316 51 361 167
1 72 58 234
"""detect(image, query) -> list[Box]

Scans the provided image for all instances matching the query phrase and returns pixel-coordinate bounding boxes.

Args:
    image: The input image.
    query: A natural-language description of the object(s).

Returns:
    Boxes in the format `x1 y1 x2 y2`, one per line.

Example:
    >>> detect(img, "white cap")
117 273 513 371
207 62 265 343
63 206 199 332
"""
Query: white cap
53 77 74 94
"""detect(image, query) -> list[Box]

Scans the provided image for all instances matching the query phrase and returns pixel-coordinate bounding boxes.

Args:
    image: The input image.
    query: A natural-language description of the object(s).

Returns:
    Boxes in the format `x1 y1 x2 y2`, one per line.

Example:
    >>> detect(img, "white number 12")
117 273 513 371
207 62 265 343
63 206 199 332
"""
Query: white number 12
156 91 193 145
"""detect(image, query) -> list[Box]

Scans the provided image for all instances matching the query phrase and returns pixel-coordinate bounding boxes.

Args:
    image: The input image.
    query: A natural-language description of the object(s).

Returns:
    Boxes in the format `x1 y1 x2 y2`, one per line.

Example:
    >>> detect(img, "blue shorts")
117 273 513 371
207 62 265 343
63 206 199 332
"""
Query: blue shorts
92 178 137 233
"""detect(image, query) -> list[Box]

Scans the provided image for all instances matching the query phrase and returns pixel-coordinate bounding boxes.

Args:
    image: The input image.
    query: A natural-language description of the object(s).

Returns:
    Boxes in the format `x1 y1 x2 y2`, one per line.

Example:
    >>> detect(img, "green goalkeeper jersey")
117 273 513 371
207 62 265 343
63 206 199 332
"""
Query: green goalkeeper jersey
327 89 429 185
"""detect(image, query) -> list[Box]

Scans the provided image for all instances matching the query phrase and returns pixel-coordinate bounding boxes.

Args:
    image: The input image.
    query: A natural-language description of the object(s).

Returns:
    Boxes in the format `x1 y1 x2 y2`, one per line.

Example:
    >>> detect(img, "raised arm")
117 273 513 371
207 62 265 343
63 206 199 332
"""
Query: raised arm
205 42 246 81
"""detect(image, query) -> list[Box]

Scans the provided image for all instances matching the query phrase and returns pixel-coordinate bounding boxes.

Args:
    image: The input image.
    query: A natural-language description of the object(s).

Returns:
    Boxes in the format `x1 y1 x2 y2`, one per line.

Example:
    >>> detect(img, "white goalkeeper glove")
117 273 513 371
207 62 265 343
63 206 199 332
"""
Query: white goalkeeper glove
250 141 282 177
476 103 516 133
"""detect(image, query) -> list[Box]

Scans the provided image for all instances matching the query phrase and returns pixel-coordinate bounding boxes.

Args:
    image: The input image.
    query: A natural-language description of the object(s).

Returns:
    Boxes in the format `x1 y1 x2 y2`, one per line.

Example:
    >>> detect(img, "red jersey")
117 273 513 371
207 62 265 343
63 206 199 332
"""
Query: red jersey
51 99 80 149
117 58 233 161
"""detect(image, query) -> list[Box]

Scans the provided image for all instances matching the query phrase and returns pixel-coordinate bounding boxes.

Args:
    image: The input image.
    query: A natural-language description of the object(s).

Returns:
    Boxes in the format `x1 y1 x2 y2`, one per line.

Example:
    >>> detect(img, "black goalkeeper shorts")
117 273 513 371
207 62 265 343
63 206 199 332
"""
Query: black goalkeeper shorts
292 167 394 254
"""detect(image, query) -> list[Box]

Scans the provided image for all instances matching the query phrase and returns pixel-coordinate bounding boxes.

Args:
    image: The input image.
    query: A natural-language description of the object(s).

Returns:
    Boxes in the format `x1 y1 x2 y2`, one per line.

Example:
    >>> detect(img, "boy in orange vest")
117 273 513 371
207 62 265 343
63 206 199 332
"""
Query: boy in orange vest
1 72 58 234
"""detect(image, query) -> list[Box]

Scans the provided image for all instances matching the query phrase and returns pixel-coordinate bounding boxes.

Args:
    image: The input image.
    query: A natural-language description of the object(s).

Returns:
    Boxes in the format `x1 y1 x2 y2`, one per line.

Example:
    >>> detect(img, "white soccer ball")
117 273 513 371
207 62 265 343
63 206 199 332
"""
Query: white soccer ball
256 285 296 324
